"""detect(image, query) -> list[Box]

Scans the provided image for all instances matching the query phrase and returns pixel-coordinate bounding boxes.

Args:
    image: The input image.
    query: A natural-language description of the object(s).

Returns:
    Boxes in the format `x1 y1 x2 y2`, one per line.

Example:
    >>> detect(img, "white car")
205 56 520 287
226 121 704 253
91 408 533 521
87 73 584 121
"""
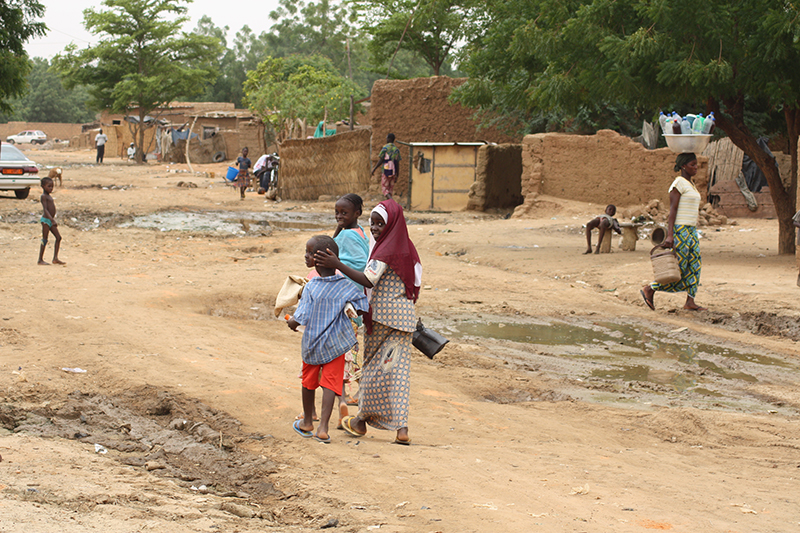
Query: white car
6 130 48 145
0 143 40 199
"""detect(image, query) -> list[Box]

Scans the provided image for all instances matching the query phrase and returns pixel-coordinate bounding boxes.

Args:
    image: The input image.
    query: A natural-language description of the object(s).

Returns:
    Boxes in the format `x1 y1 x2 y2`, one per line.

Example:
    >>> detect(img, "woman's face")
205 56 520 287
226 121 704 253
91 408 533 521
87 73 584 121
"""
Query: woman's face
370 212 386 240
335 199 360 229
682 159 698 177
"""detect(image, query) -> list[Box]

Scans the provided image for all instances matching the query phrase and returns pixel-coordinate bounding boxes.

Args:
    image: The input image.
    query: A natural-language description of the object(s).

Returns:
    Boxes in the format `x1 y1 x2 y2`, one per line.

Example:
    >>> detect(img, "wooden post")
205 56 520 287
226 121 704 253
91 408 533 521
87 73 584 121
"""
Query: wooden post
599 229 612 253
618 222 640 251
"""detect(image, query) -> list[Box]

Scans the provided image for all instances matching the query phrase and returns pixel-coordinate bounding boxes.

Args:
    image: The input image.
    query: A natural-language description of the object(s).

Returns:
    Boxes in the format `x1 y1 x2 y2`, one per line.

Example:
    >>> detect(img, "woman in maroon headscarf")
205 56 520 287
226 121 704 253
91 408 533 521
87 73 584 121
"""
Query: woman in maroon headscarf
314 199 421 445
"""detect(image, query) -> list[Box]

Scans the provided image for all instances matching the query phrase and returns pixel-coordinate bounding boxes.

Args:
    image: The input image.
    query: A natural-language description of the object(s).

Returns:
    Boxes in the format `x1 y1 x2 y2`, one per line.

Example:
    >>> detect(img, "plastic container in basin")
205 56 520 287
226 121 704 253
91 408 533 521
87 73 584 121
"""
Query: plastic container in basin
663 134 712 154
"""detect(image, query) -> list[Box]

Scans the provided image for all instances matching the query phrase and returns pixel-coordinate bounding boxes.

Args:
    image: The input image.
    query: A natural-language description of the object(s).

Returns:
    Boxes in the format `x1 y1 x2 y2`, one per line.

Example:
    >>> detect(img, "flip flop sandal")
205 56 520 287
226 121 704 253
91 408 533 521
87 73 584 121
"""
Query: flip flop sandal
313 435 331 444
336 404 349 430
640 289 655 311
341 416 366 438
393 438 411 446
293 420 313 438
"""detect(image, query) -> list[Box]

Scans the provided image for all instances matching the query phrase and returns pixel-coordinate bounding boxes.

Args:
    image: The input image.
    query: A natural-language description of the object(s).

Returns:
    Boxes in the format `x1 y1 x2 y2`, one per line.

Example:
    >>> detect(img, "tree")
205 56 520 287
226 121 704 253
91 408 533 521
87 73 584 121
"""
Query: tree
10 58 96 123
243 55 366 142
0 0 47 114
52 0 220 163
455 0 799 254
353 0 478 76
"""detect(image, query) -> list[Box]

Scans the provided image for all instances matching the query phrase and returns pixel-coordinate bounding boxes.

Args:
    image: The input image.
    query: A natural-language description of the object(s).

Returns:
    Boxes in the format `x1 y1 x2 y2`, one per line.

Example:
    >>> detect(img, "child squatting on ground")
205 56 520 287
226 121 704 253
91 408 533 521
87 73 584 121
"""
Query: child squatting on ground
287 235 368 443
584 204 621 254
38 177 65 266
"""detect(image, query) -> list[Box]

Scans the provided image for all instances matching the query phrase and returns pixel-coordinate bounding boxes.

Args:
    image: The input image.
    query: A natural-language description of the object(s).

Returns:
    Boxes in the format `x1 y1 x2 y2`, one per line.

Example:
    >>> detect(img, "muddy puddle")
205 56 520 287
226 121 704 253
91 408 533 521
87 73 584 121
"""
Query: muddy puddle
118 210 330 235
439 315 800 414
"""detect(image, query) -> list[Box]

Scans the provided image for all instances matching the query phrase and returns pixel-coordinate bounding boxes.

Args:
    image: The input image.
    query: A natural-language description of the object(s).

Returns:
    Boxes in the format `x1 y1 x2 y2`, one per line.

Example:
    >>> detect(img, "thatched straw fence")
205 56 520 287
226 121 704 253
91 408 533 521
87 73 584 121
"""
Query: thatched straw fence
279 128 372 200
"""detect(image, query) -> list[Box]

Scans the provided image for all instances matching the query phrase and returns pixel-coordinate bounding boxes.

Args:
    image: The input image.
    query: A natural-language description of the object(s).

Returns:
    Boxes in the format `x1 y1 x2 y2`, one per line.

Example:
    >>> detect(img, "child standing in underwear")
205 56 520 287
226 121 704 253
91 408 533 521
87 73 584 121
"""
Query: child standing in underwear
332 193 370 423
288 235 368 443
584 204 621 254
38 177 65 266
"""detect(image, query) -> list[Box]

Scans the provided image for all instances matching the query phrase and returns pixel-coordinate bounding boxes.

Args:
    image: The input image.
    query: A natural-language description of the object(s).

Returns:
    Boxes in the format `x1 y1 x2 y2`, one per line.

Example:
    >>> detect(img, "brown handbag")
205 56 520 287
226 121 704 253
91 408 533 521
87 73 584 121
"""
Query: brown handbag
650 245 681 284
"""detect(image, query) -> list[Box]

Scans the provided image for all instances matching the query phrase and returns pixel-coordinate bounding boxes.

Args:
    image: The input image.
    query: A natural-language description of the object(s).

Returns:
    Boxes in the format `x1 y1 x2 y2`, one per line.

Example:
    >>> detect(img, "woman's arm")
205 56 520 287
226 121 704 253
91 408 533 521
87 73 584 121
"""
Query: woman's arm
663 188 682 248
314 249 374 288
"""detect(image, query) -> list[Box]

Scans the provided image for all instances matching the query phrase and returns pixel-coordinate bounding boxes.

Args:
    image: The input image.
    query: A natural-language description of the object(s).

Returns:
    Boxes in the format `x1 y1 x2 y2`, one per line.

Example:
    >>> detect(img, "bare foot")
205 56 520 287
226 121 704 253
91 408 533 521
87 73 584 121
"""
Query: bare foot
683 305 707 311
583 249 592 254
38 260 49 265
53 259 66 265
593 249 600 254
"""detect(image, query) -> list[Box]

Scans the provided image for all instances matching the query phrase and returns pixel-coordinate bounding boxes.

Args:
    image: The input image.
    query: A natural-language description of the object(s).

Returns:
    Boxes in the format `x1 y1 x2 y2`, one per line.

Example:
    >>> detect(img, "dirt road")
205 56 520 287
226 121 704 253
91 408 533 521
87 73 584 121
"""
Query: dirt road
1 148 799 533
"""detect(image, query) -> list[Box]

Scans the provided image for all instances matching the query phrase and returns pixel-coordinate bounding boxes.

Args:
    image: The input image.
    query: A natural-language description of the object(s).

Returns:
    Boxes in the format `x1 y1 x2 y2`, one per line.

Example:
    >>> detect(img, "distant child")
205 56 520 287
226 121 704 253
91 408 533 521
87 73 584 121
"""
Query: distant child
584 204 621 254
235 147 251 199
38 177 65 266
371 133 401 199
332 193 370 422
288 235 368 443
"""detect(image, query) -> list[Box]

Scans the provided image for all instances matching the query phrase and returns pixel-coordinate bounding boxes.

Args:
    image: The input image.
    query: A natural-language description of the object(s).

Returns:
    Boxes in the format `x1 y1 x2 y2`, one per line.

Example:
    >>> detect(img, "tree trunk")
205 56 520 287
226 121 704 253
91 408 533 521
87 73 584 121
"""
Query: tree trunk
784 107 799 252
709 99 797 254
137 107 146 165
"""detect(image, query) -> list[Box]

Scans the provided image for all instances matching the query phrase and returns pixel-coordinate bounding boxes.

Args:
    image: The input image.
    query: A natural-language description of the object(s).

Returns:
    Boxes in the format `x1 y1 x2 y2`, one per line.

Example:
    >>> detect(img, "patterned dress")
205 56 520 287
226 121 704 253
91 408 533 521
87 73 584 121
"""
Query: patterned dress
359 266 415 430
651 176 702 297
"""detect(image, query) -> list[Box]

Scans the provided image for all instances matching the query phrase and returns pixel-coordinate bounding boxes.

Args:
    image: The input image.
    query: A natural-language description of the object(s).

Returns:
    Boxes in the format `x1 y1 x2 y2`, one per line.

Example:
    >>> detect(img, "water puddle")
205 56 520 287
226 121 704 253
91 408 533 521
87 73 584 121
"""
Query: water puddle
118 210 330 235
445 316 799 412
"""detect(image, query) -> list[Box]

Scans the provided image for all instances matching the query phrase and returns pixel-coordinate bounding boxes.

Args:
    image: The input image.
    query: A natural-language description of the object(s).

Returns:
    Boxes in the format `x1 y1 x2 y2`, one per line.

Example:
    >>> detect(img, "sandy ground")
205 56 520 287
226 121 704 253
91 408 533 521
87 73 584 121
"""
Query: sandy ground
1 148 800 533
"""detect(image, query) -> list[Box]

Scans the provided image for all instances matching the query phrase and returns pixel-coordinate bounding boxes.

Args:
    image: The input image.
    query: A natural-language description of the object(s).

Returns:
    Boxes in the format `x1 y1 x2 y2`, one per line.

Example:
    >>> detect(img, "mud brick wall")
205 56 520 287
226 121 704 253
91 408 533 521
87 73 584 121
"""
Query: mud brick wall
0 122 83 141
514 130 708 217
369 76 520 196
467 144 523 211
280 128 372 201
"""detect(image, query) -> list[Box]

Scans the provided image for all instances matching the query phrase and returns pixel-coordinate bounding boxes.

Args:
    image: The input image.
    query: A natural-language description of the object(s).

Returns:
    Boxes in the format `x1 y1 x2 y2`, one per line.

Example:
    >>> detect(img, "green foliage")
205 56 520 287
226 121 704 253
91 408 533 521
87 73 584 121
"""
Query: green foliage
2 58 96 123
0 0 47 113
52 0 221 160
455 0 800 251
353 0 477 76
53 0 220 114
243 55 366 140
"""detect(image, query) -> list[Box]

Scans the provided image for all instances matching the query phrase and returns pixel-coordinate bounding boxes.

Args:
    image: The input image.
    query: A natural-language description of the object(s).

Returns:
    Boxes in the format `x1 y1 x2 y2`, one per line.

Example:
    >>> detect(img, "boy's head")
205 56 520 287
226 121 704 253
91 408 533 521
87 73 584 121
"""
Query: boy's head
605 204 617 216
305 235 338 270
40 177 54 191
387 133 395 143
242 147 248 156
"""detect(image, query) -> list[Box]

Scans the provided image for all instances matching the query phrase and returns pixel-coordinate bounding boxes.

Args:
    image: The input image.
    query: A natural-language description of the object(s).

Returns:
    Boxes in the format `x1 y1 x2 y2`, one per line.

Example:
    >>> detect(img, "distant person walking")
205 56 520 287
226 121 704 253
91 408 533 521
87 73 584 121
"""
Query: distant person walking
372 133 401 199
640 153 706 311
95 129 108 164
235 147 251 200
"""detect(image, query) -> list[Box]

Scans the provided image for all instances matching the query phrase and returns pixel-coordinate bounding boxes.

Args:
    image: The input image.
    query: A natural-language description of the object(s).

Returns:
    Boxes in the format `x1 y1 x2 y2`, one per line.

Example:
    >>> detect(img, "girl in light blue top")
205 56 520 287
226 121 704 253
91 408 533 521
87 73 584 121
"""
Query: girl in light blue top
332 193 370 423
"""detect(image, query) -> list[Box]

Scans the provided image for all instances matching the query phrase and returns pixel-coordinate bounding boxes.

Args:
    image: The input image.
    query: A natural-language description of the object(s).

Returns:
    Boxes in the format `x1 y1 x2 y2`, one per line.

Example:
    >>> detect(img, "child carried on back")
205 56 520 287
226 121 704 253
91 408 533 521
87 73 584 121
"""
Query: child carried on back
287 235 368 443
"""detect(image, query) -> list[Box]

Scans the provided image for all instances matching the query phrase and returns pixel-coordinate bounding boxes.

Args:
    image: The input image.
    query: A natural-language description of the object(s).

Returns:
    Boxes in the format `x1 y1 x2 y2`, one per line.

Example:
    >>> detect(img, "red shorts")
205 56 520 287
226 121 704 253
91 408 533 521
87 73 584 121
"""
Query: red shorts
301 354 345 392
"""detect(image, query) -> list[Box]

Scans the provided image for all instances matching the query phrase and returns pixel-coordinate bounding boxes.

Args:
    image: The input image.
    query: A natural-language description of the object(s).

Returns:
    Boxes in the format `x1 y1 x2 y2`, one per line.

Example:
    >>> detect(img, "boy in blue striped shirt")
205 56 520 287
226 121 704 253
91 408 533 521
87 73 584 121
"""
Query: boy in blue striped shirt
288 235 368 443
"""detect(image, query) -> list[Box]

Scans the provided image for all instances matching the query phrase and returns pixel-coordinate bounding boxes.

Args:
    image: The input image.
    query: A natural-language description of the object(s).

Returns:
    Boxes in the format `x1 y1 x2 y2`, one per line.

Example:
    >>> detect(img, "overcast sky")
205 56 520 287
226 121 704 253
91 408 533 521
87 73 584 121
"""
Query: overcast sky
25 0 282 59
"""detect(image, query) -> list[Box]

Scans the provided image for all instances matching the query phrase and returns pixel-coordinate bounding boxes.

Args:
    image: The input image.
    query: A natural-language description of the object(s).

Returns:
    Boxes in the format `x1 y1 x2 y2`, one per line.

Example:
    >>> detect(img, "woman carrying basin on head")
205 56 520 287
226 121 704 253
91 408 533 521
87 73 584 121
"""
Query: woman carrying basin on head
640 152 706 311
